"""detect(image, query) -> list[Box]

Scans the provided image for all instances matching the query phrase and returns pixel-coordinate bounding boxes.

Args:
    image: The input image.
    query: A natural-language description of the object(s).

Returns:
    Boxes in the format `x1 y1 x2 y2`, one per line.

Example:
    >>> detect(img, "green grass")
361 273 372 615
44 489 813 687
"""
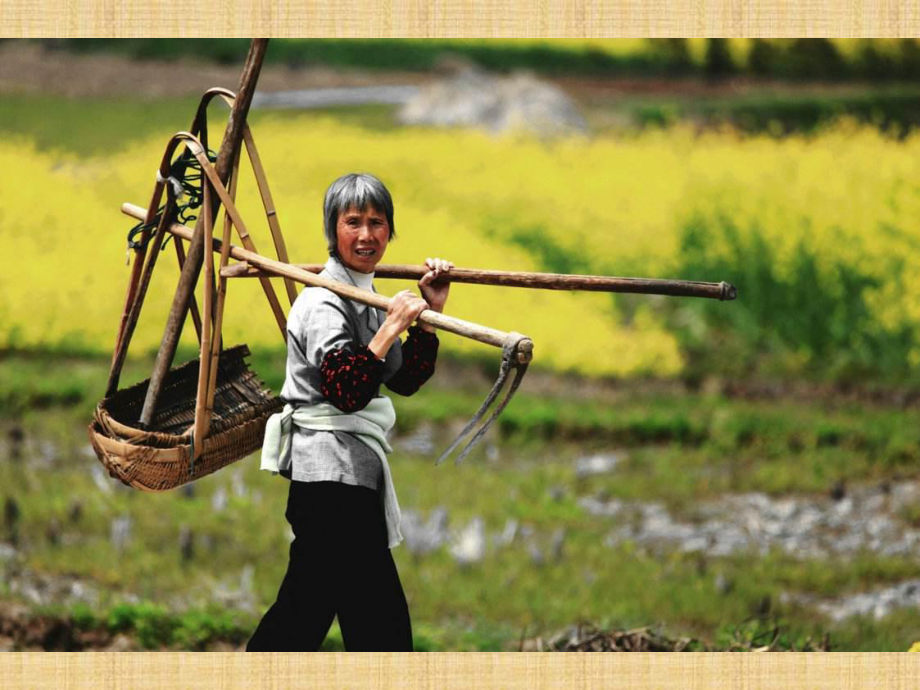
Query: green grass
0 95 200 157
3 350 920 649
615 86 920 135
0 94 397 158
5 349 920 501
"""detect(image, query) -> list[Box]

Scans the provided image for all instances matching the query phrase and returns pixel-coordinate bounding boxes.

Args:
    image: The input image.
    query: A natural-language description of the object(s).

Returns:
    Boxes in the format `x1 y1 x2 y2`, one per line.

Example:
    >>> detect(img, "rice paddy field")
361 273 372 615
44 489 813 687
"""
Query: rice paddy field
2 42 920 651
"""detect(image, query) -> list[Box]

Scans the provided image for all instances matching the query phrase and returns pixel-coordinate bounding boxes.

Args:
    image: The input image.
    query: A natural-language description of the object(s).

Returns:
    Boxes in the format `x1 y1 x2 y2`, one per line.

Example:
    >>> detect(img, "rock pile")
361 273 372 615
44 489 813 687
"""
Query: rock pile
398 66 588 137
582 480 920 560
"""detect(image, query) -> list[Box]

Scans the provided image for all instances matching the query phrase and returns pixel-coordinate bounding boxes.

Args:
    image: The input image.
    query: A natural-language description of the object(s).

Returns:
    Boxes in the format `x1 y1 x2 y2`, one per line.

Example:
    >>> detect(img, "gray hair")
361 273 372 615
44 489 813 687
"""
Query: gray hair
323 173 396 256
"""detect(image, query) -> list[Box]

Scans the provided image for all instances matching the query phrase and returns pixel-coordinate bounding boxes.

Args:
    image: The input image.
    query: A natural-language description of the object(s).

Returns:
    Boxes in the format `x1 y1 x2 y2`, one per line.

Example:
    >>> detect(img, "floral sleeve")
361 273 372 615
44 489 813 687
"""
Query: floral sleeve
384 326 439 396
319 326 438 410
320 346 384 412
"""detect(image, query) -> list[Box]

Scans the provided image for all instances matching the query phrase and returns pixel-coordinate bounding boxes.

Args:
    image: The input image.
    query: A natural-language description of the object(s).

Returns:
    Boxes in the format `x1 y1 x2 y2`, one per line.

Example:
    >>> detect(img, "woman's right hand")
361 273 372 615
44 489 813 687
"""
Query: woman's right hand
385 290 429 333
368 290 428 360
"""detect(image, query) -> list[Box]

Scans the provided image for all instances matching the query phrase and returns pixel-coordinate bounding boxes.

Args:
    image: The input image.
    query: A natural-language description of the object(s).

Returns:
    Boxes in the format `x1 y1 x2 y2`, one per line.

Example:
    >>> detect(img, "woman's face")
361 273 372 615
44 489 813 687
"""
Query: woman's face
335 205 390 273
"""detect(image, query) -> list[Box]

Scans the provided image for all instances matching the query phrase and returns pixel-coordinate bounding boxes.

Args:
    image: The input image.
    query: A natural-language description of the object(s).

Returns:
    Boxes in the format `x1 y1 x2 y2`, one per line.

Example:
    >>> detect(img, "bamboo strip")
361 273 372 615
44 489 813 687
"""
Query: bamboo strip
191 184 215 458
173 237 204 344
111 169 169 364
205 149 240 422
191 139 287 340
243 125 299 306
105 199 177 397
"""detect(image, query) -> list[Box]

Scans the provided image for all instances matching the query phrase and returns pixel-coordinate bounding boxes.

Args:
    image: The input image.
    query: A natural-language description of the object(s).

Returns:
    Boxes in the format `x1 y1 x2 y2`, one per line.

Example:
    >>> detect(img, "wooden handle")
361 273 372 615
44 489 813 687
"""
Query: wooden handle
123 203 533 356
220 261 735 301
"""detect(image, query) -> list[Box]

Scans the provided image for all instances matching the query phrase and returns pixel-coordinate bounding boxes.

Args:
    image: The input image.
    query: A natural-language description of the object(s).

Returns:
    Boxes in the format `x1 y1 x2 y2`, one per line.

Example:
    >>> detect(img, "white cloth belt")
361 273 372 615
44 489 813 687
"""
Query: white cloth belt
260 397 403 549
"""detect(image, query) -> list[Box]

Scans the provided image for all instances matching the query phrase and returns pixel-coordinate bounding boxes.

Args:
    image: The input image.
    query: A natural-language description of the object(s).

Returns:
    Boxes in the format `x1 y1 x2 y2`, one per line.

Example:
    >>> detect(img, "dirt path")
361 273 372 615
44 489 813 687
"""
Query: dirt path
0 42 432 99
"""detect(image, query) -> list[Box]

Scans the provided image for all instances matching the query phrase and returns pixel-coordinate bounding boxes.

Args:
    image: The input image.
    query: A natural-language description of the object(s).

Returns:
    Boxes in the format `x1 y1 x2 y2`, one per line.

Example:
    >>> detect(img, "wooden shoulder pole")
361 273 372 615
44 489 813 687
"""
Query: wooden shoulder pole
139 38 269 429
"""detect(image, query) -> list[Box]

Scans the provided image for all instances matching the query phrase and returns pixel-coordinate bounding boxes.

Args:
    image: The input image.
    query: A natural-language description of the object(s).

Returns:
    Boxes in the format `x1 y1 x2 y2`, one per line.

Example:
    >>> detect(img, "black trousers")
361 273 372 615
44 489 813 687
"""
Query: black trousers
246 480 413 651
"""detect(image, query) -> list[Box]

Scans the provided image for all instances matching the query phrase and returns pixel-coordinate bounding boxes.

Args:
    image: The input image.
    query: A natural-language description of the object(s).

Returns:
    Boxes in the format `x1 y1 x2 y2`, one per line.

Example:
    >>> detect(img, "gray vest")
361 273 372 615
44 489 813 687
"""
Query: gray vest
279 256 403 490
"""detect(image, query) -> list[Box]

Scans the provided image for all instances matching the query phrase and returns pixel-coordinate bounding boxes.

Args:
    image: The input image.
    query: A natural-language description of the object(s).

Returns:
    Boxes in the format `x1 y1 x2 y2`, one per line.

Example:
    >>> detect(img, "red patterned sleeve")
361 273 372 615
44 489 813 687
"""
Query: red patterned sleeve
385 326 439 396
320 346 385 412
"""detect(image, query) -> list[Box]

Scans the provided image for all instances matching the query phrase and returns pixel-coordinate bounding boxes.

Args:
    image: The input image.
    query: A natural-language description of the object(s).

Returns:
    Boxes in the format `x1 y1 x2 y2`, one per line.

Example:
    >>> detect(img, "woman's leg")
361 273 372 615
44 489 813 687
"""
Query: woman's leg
330 484 413 651
246 480 337 651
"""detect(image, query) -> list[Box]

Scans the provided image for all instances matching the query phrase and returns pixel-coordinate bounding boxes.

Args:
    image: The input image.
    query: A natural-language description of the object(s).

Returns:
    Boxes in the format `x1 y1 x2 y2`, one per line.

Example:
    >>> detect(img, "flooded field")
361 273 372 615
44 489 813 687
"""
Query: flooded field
2 353 919 650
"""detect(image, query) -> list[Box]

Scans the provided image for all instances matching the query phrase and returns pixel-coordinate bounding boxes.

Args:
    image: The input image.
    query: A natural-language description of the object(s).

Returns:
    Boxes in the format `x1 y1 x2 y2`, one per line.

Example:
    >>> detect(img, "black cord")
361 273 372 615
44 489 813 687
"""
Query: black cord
125 146 218 253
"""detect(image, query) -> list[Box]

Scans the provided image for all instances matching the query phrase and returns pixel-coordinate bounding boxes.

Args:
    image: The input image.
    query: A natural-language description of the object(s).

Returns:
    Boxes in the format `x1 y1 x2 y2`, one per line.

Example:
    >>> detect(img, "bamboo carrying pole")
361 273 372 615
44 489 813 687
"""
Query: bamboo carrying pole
120 206 735 303
224 262 737 301
122 203 528 354
138 39 269 429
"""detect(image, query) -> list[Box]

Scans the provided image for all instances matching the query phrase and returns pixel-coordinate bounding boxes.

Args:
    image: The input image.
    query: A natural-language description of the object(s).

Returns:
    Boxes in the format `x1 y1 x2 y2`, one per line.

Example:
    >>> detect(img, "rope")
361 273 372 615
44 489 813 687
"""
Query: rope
126 145 218 255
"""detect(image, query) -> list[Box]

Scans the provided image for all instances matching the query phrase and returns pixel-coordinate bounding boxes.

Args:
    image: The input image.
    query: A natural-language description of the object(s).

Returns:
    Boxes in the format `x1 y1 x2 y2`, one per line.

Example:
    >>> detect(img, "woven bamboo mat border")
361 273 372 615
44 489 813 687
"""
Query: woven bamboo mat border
1 1 918 37
3 2 919 687
1 652 919 689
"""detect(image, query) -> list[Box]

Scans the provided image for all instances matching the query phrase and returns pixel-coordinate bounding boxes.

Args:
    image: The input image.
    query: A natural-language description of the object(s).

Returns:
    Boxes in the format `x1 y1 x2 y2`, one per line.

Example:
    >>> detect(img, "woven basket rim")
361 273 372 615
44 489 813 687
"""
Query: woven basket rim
94 343 280 446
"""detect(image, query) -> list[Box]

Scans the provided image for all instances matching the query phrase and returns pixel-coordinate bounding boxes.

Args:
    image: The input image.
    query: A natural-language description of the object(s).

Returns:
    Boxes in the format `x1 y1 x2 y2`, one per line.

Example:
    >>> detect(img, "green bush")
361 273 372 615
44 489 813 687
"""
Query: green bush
107 602 173 649
668 214 917 384
103 601 253 649
704 39 736 80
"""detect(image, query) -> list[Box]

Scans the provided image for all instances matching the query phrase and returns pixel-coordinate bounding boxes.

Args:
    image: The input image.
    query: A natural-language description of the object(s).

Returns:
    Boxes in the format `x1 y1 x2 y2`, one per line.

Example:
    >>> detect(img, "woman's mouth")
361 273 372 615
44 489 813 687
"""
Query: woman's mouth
355 248 376 257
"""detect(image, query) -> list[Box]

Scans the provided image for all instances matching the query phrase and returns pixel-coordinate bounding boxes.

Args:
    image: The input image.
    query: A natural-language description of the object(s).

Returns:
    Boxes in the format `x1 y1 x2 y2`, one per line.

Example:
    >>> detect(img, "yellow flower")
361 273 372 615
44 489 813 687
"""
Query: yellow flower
4 117 919 379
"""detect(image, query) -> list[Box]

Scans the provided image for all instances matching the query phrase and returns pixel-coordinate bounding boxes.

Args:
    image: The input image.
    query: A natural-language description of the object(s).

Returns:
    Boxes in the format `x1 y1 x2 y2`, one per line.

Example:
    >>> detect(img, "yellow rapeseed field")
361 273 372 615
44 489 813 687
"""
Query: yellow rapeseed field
3 115 919 377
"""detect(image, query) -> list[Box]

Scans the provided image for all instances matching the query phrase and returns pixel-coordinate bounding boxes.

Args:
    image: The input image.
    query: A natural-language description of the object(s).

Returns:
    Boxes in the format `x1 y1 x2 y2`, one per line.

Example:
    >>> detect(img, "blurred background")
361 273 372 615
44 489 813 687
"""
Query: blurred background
1 38 920 651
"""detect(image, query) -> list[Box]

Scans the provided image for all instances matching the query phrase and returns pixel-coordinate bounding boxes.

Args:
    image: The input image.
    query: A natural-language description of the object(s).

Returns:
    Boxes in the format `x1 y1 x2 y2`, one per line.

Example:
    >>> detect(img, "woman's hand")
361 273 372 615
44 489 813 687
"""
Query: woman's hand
386 289 429 332
418 257 453 332
368 289 429 360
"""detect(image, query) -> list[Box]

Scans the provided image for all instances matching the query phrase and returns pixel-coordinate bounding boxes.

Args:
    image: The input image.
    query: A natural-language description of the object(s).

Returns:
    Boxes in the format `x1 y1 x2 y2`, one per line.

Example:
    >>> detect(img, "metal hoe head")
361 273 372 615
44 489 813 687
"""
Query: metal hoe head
436 332 533 465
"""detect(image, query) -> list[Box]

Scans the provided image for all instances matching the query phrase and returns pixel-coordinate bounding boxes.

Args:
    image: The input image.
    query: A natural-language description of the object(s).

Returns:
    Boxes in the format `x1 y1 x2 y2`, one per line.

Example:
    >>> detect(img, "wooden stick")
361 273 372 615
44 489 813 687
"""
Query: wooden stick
222 262 736 301
122 202 529 354
111 173 169 364
139 39 268 429
105 200 177 397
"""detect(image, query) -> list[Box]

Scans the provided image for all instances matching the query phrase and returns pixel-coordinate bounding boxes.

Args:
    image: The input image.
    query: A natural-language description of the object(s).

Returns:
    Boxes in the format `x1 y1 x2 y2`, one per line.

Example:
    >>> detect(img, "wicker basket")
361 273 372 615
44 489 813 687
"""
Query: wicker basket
89 344 282 492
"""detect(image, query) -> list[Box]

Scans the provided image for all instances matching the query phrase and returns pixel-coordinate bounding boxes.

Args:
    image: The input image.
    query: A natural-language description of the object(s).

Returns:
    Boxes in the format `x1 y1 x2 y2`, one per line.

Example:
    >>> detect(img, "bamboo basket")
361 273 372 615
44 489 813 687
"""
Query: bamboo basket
89 77 290 492
89 345 281 491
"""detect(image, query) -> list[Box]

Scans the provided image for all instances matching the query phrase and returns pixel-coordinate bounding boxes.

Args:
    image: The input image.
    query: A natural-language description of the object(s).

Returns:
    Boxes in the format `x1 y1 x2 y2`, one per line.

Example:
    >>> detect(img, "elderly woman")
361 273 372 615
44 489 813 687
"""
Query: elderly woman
246 173 452 652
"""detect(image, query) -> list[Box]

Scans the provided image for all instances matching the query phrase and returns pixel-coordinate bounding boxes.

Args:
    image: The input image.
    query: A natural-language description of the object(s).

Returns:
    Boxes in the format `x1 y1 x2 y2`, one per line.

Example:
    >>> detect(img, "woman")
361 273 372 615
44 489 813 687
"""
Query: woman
247 173 452 651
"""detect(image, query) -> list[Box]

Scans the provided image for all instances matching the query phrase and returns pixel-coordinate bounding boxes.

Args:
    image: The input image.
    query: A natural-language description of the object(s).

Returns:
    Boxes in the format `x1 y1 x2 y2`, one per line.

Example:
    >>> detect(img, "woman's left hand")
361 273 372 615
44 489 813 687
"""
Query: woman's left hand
418 257 453 314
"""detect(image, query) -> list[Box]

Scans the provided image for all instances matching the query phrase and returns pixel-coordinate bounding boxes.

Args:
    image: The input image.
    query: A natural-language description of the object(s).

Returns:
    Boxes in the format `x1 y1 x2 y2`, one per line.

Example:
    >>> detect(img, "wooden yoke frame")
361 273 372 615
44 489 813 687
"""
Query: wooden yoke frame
107 89 301 463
